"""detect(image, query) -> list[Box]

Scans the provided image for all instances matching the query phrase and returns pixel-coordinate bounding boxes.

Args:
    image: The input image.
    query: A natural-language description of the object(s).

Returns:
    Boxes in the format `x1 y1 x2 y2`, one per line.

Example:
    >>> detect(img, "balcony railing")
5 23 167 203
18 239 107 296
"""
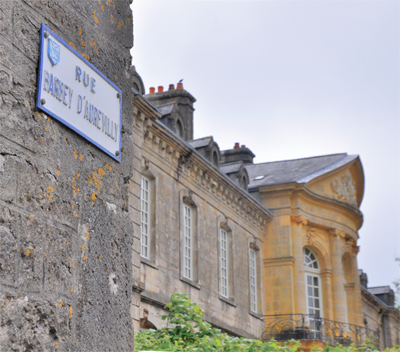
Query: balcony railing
262 314 379 348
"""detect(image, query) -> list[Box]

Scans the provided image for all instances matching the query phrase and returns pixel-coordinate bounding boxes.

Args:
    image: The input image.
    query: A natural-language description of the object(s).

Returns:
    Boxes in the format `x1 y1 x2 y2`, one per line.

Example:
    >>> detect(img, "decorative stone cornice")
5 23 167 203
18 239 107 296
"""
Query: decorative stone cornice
259 183 364 233
133 101 273 231
263 256 295 267
345 283 355 291
321 269 333 278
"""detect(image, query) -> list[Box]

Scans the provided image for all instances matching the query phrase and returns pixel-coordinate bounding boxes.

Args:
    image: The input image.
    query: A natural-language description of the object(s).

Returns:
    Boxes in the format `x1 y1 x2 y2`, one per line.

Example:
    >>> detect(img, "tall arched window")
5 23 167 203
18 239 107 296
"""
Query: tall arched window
304 248 323 318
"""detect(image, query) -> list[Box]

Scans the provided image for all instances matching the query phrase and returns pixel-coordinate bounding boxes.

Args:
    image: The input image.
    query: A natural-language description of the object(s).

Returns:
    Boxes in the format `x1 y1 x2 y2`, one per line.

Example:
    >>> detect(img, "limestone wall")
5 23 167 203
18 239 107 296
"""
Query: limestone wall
361 289 400 349
259 181 364 327
130 95 271 339
0 1 137 350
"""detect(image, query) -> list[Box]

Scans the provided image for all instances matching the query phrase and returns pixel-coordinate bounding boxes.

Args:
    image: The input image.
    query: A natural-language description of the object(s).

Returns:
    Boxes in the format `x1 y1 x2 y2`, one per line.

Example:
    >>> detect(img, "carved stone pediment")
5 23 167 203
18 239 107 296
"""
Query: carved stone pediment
331 171 357 207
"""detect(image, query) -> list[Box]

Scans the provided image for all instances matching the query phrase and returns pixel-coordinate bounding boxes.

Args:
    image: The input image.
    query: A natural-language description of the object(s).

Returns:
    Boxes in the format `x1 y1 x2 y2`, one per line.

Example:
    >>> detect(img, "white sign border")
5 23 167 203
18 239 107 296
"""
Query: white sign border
36 23 122 163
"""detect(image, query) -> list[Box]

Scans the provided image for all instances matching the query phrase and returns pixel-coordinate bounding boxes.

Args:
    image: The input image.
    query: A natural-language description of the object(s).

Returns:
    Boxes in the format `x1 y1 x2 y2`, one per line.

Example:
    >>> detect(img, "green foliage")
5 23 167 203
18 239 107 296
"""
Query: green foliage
134 293 400 352
309 339 378 352
135 293 299 352
309 342 400 352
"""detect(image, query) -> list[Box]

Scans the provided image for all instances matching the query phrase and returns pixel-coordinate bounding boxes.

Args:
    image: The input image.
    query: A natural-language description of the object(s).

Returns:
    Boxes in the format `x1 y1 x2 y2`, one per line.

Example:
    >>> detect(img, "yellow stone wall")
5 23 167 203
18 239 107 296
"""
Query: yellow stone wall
260 171 364 329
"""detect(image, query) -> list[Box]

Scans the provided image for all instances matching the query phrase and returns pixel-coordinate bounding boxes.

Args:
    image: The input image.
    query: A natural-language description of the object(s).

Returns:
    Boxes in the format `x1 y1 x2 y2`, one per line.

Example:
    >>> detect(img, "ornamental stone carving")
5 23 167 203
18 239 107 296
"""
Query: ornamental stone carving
305 227 317 246
329 228 346 238
331 171 357 207
291 215 307 226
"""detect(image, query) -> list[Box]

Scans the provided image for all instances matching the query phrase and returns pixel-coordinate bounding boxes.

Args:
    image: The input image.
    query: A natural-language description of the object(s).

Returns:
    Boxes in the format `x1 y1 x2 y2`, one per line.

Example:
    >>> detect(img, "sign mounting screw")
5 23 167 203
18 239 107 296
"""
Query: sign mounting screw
40 99 46 105
44 31 49 39
115 151 120 156
117 93 120 99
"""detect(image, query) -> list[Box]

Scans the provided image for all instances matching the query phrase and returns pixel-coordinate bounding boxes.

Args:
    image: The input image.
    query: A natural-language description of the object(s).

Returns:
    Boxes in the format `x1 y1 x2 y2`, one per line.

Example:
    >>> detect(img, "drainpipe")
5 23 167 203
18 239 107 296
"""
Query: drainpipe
382 311 388 349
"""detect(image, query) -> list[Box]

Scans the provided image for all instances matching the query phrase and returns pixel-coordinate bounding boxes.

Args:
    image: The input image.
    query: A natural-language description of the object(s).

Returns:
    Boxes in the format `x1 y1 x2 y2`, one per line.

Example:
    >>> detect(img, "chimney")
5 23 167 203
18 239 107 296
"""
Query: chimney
144 81 196 141
220 143 255 165
149 87 155 94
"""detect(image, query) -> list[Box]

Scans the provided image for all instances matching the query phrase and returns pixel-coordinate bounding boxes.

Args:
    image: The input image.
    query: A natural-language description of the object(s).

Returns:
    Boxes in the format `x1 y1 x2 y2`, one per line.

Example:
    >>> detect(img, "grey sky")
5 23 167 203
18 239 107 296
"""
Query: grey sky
130 0 400 289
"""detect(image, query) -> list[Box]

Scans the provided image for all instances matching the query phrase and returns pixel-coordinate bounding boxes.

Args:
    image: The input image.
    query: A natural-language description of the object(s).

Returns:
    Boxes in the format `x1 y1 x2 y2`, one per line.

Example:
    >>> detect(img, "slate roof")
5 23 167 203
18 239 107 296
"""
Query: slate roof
246 153 359 189
187 136 213 149
220 161 243 175
368 286 392 295
157 102 175 116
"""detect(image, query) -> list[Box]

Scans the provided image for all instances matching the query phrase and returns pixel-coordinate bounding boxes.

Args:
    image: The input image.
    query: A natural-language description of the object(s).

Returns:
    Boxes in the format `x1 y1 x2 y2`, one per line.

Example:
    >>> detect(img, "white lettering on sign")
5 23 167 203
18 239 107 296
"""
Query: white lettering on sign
37 24 122 162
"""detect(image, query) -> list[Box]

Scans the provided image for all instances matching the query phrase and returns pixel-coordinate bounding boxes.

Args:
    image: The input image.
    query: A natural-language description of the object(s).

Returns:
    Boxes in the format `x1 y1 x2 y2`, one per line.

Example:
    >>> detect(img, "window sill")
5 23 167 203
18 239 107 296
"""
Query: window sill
249 311 264 321
180 276 201 290
141 257 159 270
219 295 236 307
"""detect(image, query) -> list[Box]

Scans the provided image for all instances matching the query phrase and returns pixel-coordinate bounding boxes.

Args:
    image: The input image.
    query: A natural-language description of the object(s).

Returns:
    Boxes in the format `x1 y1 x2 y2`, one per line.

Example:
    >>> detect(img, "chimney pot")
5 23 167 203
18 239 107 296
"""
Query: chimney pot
177 82 183 90
149 87 155 94
234 143 240 149
241 145 246 148
158 86 164 93
168 84 175 91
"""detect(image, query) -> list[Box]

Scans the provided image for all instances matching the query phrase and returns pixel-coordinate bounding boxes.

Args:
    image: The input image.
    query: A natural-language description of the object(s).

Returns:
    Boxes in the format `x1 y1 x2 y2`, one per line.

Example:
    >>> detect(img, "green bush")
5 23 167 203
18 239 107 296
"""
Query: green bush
135 293 299 352
134 293 400 352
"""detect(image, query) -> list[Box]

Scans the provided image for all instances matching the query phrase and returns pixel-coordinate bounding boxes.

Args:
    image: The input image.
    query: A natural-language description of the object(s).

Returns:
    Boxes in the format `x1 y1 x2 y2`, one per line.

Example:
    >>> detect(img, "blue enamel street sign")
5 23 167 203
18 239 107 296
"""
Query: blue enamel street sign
37 24 122 162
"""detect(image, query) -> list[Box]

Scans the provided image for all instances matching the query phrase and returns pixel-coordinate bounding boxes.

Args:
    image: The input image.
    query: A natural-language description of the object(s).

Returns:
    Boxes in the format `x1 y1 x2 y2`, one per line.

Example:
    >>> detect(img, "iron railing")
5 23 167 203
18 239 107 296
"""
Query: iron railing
262 314 379 348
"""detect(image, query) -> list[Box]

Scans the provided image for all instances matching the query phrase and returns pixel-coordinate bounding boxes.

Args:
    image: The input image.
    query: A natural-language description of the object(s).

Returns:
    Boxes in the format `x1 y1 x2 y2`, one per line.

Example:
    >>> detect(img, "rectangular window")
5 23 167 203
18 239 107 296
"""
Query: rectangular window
183 205 192 280
249 248 257 312
220 229 229 298
140 176 150 259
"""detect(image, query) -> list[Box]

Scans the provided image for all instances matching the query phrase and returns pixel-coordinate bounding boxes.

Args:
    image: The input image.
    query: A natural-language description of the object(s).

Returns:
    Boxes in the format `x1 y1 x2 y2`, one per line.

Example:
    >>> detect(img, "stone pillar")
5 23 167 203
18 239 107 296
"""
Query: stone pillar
291 215 307 315
350 247 364 326
321 269 334 320
329 229 348 323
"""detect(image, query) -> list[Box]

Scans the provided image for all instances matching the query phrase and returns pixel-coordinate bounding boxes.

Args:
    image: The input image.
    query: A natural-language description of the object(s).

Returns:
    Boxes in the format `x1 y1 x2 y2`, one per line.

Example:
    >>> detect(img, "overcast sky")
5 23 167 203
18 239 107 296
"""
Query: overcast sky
130 0 400 290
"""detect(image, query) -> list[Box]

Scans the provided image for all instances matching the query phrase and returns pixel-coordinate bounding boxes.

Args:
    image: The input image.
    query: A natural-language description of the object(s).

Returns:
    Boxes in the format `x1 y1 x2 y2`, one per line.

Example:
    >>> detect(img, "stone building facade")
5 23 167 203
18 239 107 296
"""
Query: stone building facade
127 70 399 349
0 1 138 350
129 85 273 339
244 154 365 324
243 154 373 347
359 271 400 350
129 71 398 348
1 1 398 350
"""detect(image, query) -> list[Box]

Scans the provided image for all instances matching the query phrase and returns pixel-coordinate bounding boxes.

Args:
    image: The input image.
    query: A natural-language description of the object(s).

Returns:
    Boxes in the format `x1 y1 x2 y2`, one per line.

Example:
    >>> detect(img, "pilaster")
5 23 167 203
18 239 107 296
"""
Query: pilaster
291 215 307 315
328 228 347 323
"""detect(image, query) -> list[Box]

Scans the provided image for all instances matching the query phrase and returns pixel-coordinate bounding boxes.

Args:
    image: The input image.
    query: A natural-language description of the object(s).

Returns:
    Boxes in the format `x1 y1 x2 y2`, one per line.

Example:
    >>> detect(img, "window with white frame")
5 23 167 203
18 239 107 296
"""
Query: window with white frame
140 176 150 259
304 248 323 318
220 229 229 298
183 204 193 280
249 248 258 312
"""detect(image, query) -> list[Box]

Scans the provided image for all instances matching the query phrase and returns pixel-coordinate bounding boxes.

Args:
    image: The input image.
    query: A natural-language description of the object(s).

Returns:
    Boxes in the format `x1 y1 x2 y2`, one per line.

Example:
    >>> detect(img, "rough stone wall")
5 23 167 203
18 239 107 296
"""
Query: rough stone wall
0 1 136 351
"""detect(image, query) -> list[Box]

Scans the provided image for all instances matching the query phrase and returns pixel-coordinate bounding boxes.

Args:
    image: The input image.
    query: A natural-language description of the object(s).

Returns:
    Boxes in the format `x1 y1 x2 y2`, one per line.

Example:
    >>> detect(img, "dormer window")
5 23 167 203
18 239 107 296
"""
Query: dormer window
176 119 183 138
213 151 219 167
